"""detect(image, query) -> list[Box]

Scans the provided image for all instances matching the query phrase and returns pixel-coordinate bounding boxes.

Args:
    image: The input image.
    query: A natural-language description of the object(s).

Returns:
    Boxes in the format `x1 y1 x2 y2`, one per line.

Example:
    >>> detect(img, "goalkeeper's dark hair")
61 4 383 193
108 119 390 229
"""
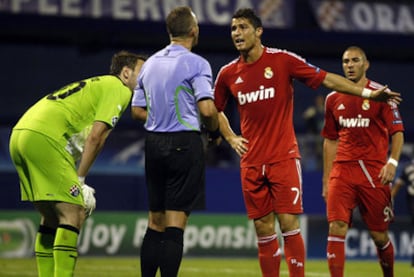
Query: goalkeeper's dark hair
109 51 147 76
233 8 263 29
166 6 195 38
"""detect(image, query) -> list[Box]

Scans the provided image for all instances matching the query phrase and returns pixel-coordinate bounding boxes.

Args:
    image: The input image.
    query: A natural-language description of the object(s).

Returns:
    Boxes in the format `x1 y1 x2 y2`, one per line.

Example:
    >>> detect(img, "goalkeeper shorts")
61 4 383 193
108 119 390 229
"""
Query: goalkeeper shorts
9 129 84 206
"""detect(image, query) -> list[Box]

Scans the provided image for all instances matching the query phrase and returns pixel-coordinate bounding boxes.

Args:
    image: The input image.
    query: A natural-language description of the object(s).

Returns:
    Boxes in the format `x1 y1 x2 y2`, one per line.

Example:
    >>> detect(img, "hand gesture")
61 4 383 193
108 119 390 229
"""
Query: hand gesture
370 86 402 104
378 162 397 185
228 135 249 157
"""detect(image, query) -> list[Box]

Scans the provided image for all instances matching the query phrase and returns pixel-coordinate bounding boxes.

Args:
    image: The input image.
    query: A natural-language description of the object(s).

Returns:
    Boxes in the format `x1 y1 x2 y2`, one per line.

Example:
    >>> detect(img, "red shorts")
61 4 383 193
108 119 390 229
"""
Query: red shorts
240 158 303 219
327 161 393 232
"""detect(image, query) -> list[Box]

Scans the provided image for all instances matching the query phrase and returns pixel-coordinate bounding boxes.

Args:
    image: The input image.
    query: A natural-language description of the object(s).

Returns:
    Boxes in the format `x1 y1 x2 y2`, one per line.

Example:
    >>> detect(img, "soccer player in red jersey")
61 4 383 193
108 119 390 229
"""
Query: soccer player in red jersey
213 8 401 277
322 46 404 277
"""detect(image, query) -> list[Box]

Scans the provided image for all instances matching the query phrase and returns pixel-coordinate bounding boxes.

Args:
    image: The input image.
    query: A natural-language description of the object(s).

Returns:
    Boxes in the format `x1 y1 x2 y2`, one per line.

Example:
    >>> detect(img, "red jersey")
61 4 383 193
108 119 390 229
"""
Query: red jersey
321 80 404 163
214 47 327 167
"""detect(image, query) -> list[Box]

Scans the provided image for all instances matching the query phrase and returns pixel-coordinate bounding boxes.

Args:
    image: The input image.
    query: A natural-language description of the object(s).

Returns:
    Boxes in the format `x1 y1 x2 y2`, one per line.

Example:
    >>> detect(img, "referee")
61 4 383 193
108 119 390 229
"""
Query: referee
131 6 220 277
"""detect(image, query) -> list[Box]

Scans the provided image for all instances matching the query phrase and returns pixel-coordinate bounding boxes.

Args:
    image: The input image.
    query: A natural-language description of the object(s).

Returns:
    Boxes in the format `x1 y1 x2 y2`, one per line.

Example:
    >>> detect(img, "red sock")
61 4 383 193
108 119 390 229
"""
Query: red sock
282 229 305 277
377 240 394 277
257 234 281 277
327 235 346 277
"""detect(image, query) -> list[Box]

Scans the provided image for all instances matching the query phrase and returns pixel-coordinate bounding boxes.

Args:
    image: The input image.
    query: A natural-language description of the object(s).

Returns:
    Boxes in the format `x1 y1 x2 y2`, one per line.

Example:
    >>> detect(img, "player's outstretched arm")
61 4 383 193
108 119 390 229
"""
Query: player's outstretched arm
322 72 402 104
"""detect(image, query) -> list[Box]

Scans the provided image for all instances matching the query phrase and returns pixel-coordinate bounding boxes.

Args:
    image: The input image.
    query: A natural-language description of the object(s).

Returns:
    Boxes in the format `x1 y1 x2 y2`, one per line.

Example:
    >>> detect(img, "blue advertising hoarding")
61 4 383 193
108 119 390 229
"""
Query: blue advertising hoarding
309 0 414 34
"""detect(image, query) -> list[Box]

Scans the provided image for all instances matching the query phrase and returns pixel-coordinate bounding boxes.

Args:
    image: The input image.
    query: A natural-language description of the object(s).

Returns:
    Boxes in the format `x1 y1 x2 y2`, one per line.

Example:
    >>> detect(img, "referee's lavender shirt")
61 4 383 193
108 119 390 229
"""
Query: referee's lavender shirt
132 44 214 132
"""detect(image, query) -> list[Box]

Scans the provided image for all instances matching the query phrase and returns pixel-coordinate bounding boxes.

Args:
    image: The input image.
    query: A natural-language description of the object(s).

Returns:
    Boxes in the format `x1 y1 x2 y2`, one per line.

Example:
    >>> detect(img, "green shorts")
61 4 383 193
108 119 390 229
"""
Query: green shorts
9 129 84 206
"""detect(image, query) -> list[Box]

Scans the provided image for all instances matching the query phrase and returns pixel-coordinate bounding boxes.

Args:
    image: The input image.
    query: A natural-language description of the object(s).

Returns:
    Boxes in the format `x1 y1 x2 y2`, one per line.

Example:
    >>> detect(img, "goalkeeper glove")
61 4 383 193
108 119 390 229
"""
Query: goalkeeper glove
79 176 96 216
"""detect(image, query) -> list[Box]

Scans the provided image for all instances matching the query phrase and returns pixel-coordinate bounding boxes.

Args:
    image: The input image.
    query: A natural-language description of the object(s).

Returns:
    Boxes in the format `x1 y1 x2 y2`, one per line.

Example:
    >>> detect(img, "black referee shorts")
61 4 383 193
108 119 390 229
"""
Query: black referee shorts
145 131 206 214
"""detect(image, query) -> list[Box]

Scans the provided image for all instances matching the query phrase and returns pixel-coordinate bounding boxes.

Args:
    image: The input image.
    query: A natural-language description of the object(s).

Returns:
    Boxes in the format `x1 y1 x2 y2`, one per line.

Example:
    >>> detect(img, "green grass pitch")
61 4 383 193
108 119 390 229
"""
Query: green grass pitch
0 257 411 276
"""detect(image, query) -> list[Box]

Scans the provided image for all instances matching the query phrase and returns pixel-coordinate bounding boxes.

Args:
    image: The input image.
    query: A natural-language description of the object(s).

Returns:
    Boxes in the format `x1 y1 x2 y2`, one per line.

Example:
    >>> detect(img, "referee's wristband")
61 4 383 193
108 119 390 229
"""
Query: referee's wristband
362 88 373 98
387 158 398 167
208 128 221 140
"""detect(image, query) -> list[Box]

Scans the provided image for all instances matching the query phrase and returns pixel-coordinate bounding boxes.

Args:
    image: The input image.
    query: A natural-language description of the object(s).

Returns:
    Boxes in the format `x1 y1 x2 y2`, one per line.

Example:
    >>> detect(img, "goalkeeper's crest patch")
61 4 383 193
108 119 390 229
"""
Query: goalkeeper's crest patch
69 185 80 197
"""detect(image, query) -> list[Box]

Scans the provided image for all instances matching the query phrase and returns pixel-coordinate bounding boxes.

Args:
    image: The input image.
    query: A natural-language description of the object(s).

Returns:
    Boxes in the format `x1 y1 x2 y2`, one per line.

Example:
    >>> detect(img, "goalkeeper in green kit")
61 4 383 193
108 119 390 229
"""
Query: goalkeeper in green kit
9 51 146 277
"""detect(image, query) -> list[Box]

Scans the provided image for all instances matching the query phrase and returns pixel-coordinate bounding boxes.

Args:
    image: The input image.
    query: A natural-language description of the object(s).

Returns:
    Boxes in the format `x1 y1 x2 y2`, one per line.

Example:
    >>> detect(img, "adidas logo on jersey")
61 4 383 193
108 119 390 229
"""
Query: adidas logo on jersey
235 76 244 84
337 104 345 110
238 85 275 105
339 114 370 128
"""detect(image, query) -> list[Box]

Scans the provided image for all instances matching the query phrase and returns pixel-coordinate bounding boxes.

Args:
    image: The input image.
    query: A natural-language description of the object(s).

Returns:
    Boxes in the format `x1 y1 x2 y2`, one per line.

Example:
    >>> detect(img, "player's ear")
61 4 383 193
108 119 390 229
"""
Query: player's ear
121 66 131 79
364 60 370 71
255 27 263 37
189 25 198 37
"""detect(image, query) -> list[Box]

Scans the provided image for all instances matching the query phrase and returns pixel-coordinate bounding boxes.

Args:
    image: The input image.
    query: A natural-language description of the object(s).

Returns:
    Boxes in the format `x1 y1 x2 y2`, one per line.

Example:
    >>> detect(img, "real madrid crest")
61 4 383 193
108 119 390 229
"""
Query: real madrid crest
362 99 370 110
264 67 273 79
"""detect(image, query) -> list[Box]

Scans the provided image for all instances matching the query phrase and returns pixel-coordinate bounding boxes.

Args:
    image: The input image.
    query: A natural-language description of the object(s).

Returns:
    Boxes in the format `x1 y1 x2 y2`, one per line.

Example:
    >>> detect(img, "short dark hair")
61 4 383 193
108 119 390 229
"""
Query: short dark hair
233 8 263 29
344 46 368 61
109 51 147 75
166 6 195 37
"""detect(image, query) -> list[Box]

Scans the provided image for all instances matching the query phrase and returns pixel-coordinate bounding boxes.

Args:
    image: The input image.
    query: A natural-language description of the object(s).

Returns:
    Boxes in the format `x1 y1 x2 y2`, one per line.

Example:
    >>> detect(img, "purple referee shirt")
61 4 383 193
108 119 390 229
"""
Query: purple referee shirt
131 44 214 132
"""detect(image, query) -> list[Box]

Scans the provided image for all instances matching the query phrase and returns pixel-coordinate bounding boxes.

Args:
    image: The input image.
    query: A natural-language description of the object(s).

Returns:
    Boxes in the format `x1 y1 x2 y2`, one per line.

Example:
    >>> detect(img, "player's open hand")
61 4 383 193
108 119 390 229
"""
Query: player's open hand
229 136 249 157
379 163 397 185
370 86 402 104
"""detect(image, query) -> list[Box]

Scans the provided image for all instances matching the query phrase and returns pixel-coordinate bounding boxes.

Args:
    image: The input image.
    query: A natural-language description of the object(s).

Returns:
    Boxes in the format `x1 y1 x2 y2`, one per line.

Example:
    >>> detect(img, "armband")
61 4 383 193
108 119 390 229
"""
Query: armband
208 128 221 140
362 88 372 99
387 158 398 167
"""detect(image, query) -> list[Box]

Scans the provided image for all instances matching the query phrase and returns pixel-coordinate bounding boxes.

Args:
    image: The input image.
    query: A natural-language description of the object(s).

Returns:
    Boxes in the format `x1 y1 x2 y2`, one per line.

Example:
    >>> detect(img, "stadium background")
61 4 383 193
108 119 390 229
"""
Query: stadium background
0 0 413 260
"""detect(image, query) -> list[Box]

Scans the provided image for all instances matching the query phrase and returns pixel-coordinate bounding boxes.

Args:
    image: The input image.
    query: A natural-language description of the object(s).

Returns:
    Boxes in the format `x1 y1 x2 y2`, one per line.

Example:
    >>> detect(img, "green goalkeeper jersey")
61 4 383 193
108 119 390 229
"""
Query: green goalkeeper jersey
14 75 131 156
